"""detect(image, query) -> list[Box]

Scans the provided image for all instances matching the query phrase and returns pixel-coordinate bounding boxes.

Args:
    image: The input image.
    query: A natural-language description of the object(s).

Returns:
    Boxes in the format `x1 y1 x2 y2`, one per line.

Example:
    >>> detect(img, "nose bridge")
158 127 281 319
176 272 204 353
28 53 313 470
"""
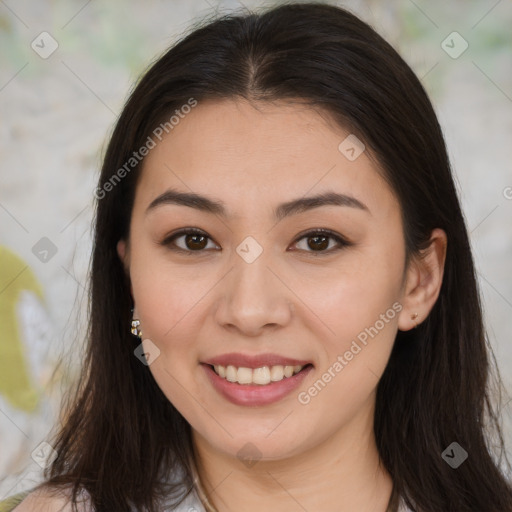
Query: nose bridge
233 243 273 298
215 238 292 334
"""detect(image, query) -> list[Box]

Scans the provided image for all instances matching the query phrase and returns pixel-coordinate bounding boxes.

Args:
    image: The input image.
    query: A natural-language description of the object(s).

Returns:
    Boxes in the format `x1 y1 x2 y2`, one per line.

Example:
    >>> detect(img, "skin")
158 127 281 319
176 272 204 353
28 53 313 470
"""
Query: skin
117 98 447 512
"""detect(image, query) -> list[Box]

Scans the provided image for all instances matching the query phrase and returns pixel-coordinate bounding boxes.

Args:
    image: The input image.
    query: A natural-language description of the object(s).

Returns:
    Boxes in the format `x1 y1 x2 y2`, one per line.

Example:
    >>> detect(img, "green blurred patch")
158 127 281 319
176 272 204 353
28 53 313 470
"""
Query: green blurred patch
0 246 44 413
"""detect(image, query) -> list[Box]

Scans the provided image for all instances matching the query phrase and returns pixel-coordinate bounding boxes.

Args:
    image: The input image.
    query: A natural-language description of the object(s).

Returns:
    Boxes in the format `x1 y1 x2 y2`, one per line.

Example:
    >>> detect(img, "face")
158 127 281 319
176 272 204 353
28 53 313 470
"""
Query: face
118 98 412 463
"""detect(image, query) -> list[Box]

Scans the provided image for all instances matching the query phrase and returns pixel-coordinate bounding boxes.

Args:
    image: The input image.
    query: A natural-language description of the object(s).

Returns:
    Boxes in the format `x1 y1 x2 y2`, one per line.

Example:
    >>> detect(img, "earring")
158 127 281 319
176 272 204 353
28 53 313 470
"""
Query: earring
131 319 142 338
411 312 419 327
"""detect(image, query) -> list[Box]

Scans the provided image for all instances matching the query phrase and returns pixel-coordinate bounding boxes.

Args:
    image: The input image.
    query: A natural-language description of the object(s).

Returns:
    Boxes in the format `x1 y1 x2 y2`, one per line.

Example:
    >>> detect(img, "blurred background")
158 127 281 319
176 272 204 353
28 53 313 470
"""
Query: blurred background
0 0 511 500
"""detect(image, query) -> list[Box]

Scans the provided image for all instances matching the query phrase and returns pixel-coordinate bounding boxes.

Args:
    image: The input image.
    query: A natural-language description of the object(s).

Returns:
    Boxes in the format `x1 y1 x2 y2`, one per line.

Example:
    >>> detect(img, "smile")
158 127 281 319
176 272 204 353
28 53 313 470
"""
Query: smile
202 362 314 407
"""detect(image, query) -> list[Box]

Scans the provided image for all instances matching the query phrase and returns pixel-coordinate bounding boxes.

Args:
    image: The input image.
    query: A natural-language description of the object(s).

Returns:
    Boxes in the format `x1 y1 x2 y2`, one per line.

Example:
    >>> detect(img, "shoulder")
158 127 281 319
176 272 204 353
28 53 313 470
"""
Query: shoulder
11 486 91 512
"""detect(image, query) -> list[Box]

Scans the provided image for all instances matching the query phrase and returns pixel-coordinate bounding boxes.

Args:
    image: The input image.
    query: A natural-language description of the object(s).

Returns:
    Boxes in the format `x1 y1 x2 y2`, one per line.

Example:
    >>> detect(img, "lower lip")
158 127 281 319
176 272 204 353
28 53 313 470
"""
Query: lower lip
201 363 313 406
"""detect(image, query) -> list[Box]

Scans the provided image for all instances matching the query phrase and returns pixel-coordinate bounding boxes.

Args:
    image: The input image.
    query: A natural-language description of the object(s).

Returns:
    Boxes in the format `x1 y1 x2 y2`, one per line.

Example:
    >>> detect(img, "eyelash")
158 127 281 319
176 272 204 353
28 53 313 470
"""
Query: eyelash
160 227 352 255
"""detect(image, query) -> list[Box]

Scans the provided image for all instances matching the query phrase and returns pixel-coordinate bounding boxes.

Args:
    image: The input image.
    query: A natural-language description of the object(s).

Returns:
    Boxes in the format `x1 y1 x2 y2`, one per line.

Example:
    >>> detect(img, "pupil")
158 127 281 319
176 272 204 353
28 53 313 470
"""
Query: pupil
309 235 328 251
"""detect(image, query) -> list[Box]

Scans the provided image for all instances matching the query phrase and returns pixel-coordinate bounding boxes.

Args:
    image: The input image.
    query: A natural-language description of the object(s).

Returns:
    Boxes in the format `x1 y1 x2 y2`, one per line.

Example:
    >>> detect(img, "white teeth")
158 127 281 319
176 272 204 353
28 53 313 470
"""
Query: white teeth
237 367 253 384
212 363 306 385
226 365 238 382
270 365 284 382
253 366 271 385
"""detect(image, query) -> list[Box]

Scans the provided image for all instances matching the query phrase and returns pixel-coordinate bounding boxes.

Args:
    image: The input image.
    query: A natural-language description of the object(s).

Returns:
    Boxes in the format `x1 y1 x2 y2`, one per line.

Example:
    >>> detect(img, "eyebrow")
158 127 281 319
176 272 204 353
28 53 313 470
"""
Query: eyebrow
145 187 370 220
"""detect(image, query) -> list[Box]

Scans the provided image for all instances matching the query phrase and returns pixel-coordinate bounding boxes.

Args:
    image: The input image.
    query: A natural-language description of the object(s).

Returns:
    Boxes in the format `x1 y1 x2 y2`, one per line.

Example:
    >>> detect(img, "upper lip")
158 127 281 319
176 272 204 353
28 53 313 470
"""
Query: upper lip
203 352 312 369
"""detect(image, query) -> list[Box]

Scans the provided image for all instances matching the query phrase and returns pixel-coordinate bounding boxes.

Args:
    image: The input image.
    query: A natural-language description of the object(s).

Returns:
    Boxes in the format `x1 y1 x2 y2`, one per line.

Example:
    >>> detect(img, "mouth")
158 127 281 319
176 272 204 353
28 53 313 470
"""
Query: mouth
201 360 314 407
208 363 313 385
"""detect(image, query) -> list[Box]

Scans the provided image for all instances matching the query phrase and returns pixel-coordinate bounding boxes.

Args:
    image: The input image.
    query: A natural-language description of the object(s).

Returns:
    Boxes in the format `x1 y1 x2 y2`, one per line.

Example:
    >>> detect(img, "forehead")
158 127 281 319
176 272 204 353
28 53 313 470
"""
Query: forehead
135 98 398 219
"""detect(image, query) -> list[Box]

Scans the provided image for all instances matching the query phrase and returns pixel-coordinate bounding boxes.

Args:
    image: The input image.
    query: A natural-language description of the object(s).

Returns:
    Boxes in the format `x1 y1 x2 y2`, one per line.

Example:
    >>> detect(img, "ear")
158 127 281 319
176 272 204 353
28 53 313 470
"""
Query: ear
117 239 134 296
397 228 447 331
117 239 129 269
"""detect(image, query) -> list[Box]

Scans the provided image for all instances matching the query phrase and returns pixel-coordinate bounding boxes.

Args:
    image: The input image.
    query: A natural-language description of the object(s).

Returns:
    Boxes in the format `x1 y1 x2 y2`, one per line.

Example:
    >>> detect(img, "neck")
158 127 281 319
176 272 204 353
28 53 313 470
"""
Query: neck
191 398 394 512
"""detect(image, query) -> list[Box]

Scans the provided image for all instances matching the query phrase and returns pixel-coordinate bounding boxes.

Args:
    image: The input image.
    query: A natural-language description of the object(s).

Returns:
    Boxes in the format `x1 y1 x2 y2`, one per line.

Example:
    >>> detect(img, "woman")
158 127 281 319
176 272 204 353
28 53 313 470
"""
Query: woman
9 2 512 511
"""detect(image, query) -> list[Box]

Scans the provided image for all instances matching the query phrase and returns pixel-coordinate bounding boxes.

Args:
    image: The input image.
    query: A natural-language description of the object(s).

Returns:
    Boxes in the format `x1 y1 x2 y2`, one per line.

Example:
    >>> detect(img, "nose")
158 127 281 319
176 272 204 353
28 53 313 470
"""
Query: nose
214 250 293 337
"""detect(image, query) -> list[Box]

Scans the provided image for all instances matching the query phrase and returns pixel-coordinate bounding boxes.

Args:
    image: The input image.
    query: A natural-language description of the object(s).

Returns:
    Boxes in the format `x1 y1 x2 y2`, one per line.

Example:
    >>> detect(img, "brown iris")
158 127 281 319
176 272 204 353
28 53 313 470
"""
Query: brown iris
306 235 329 251
185 233 208 250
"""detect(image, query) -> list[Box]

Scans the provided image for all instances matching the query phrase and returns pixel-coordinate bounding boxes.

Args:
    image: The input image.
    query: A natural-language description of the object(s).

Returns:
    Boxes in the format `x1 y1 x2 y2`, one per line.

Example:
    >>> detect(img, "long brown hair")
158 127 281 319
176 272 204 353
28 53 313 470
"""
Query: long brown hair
35 3 512 510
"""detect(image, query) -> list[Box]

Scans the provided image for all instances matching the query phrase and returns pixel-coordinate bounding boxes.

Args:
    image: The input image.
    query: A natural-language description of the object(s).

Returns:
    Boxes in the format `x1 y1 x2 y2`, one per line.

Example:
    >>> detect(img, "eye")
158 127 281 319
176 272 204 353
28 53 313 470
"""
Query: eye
290 229 351 254
161 228 219 253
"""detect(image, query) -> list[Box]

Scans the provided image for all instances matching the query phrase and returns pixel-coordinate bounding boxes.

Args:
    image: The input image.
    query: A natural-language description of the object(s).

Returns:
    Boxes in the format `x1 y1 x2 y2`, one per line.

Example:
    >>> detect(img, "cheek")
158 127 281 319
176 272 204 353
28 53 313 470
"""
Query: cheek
129 251 212 343
291 247 403 343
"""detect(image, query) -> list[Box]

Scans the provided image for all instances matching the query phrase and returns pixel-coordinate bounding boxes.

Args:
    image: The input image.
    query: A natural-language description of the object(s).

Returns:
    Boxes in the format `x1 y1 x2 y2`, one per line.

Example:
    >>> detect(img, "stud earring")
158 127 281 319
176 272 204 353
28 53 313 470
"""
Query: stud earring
411 312 419 327
131 318 142 338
